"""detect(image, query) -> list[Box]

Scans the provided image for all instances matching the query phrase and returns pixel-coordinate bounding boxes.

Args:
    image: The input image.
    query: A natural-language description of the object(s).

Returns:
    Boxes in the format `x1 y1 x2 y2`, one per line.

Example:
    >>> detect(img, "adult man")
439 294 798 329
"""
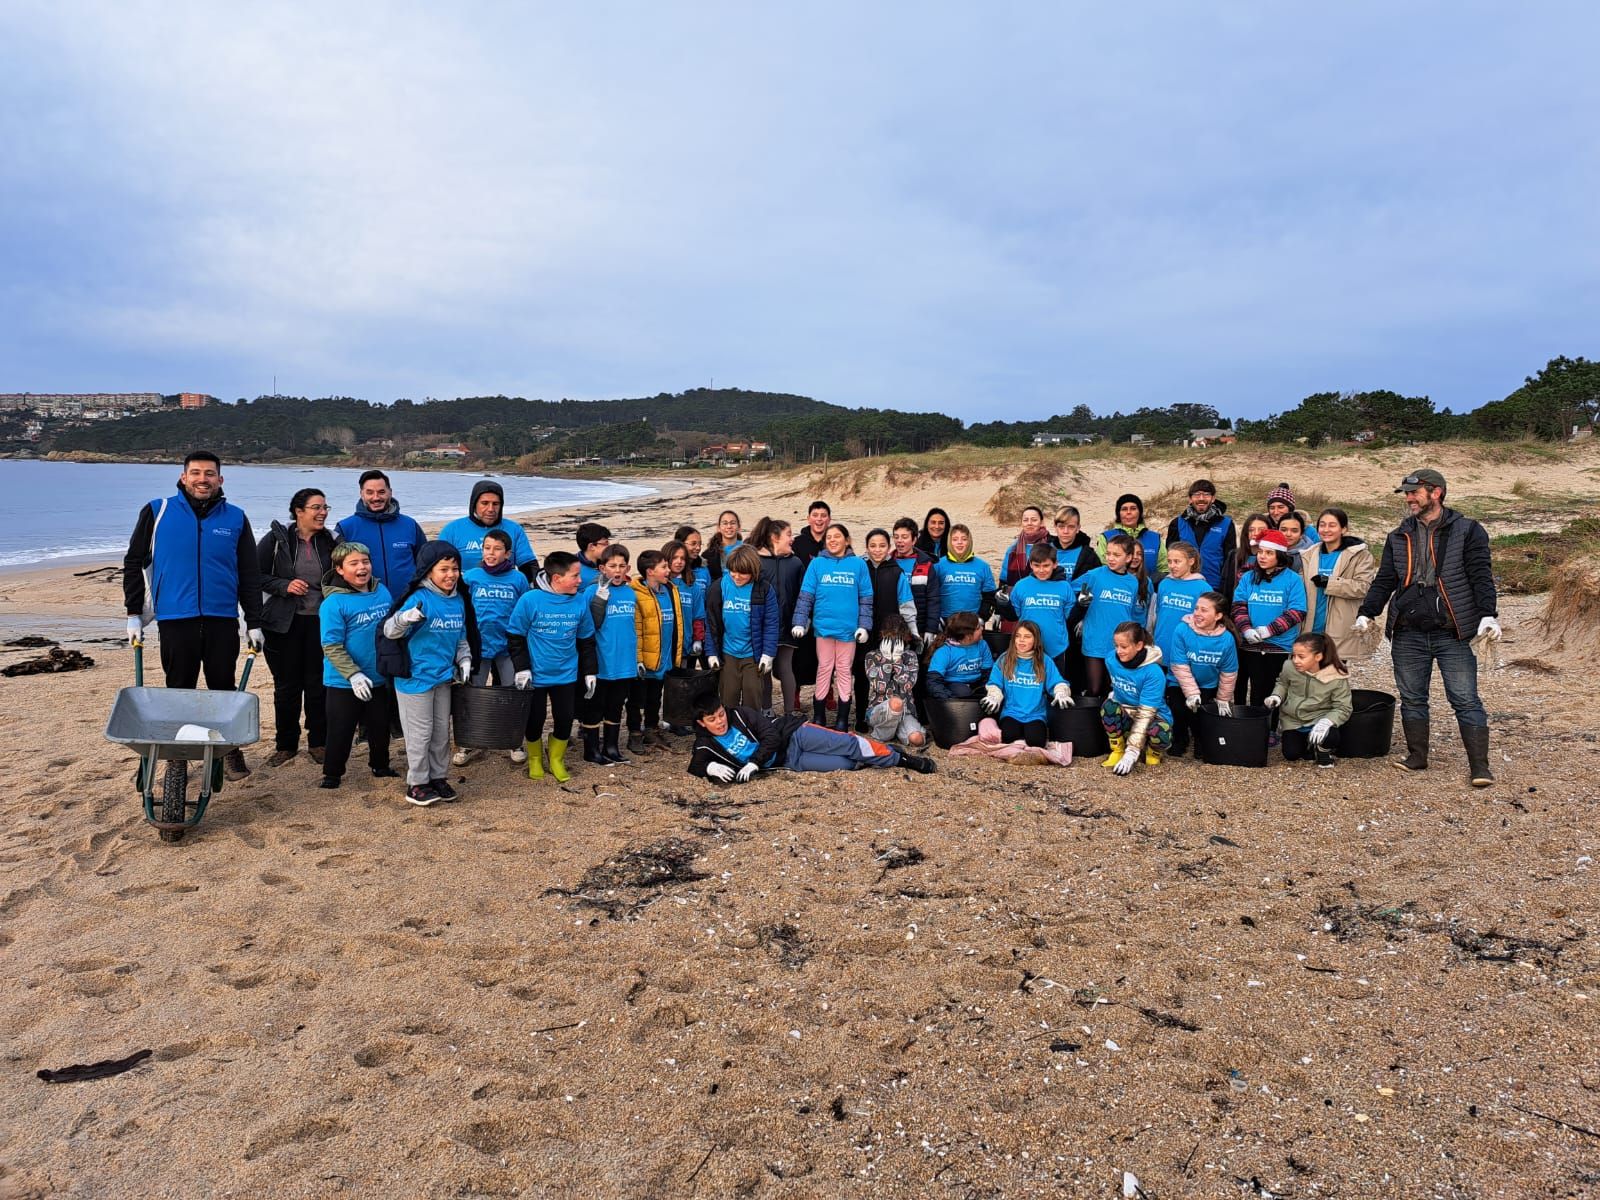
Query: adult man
1355 469 1501 786
1165 479 1238 592
439 480 539 578
793 500 832 565
335 470 426 594
686 695 935 780
123 450 264 780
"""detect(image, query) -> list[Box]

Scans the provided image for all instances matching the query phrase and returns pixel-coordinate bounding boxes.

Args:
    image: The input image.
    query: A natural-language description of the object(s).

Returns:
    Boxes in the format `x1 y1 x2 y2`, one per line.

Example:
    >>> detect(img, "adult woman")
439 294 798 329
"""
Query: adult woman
257 487 337 766
1093 494 1167 576
751 516 805 716
703 510 743 581
1000 506 1050 588
915 507 951 561
1306 508 1377 658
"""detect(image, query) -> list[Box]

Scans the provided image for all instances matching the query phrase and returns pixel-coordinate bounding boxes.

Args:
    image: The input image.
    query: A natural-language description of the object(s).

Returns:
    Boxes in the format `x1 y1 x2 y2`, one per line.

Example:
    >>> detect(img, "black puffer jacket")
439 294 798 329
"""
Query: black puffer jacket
256 522 337 634
1360 507 1496 640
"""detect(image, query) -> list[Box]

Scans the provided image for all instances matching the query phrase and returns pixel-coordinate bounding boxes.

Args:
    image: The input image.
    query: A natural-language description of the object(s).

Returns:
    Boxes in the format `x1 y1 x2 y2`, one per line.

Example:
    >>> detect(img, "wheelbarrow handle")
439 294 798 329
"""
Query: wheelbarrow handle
134 640 143 688
239 646 258 691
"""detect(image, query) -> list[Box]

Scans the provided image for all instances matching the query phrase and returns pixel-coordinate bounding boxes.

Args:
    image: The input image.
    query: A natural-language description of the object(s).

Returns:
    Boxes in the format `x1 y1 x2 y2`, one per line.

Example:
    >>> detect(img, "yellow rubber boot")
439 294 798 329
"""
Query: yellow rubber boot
1102 735 1125 768
547 737 570 782
1143 744 1162 766
525 739 545 780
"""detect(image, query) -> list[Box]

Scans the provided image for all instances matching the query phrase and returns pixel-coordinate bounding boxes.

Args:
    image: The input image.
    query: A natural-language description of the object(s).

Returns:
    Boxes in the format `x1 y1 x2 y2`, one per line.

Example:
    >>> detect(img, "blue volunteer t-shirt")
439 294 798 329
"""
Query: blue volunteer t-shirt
1152 577 1211 679
394 588 466 694
1169 623 1239 692
799 553 870 640
1311 548 1344 634
1010 575 1075 657
438 517 538 574
589 582 640 680
714 726 761 764
1107 653 1173 724
720 578 755 658
987 656 1065 725
928 639 994 686
1234 568 1308 653
463 567 529 659
936 556 996 616
1076 566 1144 658
320 583 393 689
507 587 596 686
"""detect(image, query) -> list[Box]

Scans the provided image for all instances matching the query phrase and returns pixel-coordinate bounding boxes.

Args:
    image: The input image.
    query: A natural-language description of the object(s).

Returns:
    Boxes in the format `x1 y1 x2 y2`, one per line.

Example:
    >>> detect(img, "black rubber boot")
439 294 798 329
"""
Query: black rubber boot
834 700 852 733
1461 723 1494 787
602 723 631 764
582 725 605 764
1393 718 1429 772
812 697 829 726
627 728 648 754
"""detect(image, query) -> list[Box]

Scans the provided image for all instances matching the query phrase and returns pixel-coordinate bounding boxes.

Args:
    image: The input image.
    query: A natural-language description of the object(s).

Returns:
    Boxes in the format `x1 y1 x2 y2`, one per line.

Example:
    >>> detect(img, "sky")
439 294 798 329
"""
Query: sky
2 3 1597 424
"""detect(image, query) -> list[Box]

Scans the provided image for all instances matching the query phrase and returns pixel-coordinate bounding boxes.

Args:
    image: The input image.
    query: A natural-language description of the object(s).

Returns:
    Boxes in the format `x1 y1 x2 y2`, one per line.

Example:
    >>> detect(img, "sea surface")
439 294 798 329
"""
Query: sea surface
0 459 653 568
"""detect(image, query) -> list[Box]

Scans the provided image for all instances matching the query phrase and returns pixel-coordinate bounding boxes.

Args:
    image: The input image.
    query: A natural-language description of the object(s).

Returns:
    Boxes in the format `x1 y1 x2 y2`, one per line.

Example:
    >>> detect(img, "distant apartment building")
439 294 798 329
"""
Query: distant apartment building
179 392 215 409
0 392 165 419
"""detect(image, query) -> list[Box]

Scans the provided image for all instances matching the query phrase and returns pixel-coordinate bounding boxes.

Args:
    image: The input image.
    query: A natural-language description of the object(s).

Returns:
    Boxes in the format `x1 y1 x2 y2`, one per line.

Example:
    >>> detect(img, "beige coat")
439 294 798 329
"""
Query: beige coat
1299 538 1378 659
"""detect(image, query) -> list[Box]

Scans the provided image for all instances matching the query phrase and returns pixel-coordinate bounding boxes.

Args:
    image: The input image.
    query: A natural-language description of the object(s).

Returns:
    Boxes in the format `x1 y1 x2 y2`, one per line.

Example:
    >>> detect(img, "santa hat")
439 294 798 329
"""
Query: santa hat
1256 529 1290 554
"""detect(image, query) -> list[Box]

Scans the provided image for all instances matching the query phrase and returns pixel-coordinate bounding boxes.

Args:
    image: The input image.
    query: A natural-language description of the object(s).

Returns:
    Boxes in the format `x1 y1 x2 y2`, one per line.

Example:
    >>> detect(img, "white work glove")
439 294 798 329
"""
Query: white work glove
514 670 532 690
594 580 610 602
706 655 721 670
790 624 806 640
854 627 869 643
1215 700 1232 718
583 674 597 699
1185 694 1202 712
1308 718 1334 747
1051 683 1073 709
735 762 759 783
1263 694 1282 709
246 627 265 652
456 659 472 684
637 663 647 677
691 640 703 656
1076 586 1093 606
349 672 373 702
757 654 773 675
400 605 425 625
922 631 937 649
1476 616 1502 642
706 763 736 783
1243 625 1271 645
126 616 145 646
1111 747 1139 776
1352 614 1371 634
981 685 1004 714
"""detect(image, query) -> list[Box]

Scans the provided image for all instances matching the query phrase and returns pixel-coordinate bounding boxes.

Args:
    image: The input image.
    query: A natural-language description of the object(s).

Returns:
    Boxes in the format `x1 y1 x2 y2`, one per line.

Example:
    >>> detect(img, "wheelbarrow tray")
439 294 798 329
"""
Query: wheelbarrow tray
106 685 260 757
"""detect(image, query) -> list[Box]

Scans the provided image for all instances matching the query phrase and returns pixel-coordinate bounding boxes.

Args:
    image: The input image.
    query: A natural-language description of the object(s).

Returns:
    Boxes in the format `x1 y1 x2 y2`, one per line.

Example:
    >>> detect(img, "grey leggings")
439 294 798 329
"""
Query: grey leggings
760 645 799 714
394 685 452 785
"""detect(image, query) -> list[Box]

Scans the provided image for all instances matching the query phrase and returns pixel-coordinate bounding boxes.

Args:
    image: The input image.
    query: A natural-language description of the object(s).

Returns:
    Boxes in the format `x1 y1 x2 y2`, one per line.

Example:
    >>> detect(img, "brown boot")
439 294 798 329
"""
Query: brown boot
223 749 251 781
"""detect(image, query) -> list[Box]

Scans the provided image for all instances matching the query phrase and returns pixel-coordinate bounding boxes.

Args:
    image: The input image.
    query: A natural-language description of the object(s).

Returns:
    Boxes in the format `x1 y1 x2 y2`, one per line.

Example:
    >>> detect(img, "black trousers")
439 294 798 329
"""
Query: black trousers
627 677 665 732
157 616 239 690
264 614 327 751
999 716 1048 747
1166 685 1216 754
526 682 578 742
1082 655 1109 701
1240 650 1288 729
597 677 631 725
1282 724 1342 760
323 685 392 780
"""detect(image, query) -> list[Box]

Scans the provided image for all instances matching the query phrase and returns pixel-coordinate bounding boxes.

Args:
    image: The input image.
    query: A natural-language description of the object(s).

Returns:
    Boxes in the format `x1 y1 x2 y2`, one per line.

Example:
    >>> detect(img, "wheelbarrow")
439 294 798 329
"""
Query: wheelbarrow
105 642 260 842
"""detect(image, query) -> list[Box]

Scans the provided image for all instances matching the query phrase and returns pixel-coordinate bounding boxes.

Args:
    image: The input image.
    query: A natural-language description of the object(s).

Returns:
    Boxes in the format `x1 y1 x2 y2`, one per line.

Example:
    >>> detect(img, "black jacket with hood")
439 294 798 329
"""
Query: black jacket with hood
256 521 338 633
376 540 482 681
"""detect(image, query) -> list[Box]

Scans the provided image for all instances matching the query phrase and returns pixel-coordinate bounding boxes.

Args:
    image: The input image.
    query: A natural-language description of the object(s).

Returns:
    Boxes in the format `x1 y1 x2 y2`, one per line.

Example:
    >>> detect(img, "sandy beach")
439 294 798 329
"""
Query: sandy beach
2 445 1598 1198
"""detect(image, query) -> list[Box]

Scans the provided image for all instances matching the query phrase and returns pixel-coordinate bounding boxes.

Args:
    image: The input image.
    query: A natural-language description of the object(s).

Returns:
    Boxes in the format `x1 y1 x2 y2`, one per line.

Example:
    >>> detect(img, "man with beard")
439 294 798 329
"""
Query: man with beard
1164 478 1237 592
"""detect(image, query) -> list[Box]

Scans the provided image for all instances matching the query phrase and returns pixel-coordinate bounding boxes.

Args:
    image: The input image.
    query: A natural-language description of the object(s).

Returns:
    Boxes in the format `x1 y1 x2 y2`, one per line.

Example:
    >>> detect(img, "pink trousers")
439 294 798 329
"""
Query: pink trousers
814 638 856 702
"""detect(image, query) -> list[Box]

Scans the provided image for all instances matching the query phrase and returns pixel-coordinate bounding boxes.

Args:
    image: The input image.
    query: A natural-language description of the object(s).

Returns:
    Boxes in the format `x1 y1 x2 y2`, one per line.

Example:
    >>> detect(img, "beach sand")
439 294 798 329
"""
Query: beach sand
2 450 1597 1198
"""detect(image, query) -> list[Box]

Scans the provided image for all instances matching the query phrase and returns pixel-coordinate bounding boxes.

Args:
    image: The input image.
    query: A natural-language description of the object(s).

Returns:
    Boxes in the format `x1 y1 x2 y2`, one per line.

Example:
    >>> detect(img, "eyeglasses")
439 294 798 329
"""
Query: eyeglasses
303 504 330 512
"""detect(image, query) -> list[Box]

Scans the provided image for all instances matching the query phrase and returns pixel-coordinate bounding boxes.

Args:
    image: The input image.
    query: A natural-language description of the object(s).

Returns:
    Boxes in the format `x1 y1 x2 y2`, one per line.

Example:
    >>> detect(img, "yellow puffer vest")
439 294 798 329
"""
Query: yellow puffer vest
631 579 684 672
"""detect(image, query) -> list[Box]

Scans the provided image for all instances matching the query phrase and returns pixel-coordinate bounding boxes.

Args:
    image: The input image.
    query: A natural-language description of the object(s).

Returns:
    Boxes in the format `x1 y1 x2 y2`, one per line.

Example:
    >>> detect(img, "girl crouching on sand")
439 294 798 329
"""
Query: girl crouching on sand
1101 622 1172 776
864 614 925 747
1265 632 1353 768
980 620 1072 747
1167 591 1240 757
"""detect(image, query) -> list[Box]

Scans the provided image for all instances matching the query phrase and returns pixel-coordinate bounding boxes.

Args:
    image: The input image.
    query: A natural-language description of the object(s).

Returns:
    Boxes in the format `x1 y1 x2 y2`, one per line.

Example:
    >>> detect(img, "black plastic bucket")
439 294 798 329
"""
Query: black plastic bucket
983 629 1010 661
927 698 984 749
663 666 719 726
1194 702 1270 768
1047 698 1111 758
451 684 533 749
1341 689 1396 758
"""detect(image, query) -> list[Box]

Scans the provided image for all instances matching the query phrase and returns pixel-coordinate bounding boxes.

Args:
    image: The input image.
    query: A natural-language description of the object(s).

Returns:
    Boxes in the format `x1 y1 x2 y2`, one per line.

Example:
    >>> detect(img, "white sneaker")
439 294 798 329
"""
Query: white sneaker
509 746 528 764
451 748 479 767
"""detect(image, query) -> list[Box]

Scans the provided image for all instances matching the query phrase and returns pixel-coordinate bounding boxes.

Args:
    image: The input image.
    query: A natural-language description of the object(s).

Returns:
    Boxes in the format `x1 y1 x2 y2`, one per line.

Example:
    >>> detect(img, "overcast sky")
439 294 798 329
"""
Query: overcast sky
3 3 1596 422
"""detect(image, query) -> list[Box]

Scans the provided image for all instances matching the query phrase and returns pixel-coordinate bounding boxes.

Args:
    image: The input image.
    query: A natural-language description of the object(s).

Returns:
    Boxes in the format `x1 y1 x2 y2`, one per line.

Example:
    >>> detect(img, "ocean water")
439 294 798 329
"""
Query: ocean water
0 459 653 568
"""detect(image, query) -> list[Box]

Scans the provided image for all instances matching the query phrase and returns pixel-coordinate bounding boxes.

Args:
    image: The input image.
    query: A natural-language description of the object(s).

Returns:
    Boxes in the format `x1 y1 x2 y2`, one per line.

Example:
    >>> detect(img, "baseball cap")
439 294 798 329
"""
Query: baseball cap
1395 469 1446 493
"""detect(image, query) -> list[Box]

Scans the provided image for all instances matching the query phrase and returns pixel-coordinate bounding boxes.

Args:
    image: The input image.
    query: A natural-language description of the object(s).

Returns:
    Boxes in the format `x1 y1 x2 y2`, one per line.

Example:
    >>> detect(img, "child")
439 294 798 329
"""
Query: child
506 550 598 782
627 549 684 751
1307 508 1377 657
457 529 532 767
574 523 611 588
1265 483 1296 528
752 516 805 717
687 694 935 781
792 523 873 731
858 528 919 730
703 510 743 581
318 542 396 789
1101 622 1172 776
586 543 642 765
1048 506 1101 579
1151 540 1211 694
981 619 1072 747
1266 632 1352 768
1276 511 1318 557
926 611 994 699
996 542 1075 680
864 614 925 747
662 537 708 659
1233 512 1272 581
935 524 998 621
1232 528 1308 741
1071 534 1146 698
379 541 480 807
1167 591 1240 757
705 544 780 712
891 517 942 647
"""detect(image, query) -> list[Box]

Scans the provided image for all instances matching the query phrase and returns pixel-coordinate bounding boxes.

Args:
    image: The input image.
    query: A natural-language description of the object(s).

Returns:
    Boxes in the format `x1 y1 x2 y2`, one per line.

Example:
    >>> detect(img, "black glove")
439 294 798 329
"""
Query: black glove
1311 574 1329 590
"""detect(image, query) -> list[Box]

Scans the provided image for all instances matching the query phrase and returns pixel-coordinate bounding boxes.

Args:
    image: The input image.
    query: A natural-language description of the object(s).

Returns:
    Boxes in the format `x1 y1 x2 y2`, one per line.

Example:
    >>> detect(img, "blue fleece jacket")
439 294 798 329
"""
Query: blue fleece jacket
336 503 426 594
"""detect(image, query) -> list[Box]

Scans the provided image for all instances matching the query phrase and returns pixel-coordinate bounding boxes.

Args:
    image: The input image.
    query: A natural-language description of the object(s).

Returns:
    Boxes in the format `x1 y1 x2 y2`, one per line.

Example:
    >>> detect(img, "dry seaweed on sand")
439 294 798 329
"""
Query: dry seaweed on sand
754 922 812 969
544 837 709 919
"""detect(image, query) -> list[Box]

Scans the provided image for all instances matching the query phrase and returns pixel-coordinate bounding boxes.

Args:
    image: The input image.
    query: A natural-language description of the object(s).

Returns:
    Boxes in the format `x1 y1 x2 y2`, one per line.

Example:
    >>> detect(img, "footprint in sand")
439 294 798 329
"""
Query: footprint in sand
208 963 273 990
351 1039 408 1068
452 1118 519 1155
315 853 353 869
258 871 301 893
242 1115 347 1161
233 828 266 850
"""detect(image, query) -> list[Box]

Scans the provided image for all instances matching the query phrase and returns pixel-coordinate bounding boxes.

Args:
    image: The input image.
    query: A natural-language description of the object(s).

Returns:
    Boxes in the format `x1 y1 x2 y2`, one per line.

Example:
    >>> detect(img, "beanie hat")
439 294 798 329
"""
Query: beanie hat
1113 493 1144 523
409 539 462 589
1256 529 1290 554
1266 483 1295 508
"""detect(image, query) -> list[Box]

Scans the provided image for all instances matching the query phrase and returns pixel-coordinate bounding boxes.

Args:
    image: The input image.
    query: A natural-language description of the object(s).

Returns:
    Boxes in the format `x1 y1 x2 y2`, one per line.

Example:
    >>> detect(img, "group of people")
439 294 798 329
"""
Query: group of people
123 454 1505 807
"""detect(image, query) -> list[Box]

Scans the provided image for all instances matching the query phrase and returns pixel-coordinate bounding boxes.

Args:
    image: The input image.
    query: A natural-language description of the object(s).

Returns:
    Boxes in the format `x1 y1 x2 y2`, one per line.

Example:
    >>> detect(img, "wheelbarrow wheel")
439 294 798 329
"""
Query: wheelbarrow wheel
159 761 188 842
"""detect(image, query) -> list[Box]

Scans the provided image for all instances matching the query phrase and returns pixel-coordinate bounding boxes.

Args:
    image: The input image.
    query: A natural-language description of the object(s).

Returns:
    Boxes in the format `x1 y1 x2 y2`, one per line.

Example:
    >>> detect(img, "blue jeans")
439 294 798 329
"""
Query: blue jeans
1391 629 1486 728
784 722 900 772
